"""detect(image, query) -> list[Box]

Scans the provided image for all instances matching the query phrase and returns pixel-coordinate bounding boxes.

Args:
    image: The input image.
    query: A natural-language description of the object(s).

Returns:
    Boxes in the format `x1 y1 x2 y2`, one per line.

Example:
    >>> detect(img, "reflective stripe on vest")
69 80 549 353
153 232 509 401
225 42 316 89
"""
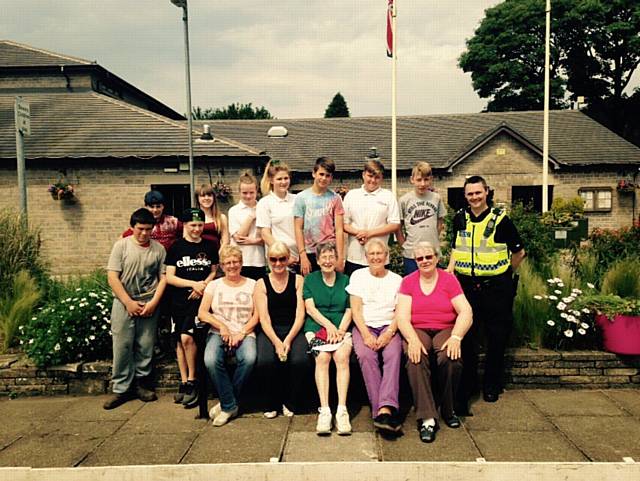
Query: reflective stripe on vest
452 209 510 276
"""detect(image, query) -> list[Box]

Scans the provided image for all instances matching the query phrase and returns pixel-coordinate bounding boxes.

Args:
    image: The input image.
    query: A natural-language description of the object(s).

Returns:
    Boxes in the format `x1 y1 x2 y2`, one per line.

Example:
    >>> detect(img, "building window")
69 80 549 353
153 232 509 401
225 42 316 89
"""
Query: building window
511 185 554 213
150 184 191 217
579 187 612 212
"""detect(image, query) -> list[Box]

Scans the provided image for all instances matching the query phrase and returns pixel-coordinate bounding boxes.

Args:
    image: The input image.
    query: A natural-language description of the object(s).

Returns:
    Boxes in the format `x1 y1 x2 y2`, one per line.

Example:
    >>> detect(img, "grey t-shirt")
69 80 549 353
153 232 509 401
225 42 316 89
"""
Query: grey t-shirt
399 190 446 258
107 237 166 301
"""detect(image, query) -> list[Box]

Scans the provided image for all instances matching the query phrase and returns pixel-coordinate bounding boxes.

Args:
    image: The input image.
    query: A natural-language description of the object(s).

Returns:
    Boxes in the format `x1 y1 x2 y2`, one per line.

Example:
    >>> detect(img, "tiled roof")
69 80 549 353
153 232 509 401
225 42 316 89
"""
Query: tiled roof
197 111 640 172
0 40 93 67
0 92 262 160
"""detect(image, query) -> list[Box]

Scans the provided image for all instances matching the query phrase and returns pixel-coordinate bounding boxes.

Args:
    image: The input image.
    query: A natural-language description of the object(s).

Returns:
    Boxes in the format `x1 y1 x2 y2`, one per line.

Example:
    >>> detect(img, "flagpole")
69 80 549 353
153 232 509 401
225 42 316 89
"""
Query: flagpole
391 1 397 196
542 0 551 213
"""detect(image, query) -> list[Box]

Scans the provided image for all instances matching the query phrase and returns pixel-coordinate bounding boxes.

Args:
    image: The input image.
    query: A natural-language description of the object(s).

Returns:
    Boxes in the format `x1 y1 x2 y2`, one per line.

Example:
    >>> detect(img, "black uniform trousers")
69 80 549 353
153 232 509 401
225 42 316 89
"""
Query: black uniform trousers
457 271 516 407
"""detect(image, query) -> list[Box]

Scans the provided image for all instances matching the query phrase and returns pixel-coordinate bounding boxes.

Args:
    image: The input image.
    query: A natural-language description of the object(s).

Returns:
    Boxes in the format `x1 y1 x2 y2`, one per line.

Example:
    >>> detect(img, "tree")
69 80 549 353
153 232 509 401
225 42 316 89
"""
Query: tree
192 103 273 120
459 0 640 115
324 92 350 118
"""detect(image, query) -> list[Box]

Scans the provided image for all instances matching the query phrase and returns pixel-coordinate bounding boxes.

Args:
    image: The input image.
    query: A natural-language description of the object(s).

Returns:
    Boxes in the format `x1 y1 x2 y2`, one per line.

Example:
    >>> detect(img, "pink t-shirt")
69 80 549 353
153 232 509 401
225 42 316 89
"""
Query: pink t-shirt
398 269 463 330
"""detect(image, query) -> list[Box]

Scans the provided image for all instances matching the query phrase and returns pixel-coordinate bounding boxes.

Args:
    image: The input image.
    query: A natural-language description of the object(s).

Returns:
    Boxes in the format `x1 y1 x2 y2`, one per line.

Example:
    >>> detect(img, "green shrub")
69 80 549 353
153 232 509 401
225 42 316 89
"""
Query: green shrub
509 202 557 278
512 261 551 348
0 209 48 295
601 258 640 299
587 225 640 278
0 271 40 351
572 250 599 288
19 270 113 367
388 242 403 276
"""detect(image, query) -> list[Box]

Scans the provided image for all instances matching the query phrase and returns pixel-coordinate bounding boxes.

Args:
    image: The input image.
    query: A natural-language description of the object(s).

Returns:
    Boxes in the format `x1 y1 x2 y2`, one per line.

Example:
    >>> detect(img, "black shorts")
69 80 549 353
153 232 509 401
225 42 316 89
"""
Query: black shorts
171 314 197 341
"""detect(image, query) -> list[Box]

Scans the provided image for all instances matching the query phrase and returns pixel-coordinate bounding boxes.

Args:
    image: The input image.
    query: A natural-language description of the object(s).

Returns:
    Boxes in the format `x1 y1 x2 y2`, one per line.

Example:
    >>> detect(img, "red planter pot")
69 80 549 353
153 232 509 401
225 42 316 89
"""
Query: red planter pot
595 314 640 355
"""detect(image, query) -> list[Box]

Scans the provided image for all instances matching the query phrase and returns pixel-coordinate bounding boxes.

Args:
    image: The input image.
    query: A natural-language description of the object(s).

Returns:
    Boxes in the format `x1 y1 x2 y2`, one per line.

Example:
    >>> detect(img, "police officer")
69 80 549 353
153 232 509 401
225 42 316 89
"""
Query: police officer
447 176 525 413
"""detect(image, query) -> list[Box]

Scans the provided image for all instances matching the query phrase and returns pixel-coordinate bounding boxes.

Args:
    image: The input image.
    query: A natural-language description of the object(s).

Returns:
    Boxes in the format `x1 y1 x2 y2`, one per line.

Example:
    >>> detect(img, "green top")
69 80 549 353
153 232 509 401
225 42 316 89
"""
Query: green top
302 271 350 333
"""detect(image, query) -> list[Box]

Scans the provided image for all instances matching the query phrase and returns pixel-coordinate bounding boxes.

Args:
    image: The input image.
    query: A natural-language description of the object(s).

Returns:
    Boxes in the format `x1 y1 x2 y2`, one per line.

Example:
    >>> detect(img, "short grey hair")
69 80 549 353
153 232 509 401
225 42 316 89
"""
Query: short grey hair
413 241 439 258
364 238 389 256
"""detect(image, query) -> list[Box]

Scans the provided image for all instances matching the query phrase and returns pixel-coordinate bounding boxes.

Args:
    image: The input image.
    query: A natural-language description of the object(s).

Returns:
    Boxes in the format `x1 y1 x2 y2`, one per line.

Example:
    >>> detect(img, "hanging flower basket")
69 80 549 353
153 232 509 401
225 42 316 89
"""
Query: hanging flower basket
212 180 232 203
47 181 75 201
617 179 636 193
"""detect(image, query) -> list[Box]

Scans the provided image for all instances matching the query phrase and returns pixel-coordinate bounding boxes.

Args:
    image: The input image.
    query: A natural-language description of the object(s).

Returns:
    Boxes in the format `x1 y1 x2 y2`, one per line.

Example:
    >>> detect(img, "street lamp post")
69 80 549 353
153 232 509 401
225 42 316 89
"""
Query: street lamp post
170 0 196 207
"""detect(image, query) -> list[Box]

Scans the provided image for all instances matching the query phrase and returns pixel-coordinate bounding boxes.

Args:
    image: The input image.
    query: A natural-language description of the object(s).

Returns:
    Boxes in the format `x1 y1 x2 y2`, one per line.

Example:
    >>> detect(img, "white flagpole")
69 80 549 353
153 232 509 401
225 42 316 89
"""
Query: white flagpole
391 1 397 196
542 0 551 213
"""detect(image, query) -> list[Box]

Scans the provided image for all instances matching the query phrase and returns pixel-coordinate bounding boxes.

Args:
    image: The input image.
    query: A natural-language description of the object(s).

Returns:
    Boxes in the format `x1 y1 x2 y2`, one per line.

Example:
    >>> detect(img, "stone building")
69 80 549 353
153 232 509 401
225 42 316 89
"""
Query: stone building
2 40 639 275
205 114 640 230
0 41 266 275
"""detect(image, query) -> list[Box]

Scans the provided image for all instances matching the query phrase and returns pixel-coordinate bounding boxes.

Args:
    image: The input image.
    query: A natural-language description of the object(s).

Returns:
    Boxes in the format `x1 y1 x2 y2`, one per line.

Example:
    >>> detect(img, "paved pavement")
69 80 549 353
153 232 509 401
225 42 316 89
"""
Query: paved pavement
1 389 640 468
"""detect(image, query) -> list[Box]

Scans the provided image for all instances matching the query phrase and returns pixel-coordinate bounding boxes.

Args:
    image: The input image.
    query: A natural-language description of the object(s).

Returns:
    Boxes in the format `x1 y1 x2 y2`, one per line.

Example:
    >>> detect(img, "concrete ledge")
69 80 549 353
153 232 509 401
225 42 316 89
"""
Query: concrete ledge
1 348 639 397
1 461 639 481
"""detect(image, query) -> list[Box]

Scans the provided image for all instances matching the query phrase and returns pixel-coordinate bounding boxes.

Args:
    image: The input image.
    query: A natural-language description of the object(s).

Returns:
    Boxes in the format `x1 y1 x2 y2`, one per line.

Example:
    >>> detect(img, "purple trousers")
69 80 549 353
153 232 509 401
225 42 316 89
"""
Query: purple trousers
352 325 402 417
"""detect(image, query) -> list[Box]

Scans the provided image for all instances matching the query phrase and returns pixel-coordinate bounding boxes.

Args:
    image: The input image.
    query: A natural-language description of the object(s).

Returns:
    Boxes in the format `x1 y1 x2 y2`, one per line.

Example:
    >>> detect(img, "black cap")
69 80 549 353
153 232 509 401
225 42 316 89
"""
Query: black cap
180 208 206 223
144 190 165 206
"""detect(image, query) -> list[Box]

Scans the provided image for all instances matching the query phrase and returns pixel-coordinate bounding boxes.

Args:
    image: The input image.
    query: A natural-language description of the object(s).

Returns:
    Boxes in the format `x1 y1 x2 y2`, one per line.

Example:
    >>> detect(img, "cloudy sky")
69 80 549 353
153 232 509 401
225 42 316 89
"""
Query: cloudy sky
5 1 514 118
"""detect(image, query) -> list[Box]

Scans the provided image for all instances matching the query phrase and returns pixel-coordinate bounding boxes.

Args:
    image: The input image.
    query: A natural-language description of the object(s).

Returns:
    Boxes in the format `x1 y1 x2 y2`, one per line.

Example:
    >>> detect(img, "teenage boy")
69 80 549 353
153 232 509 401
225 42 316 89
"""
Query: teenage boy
165 208 218 408
104 208 167 410
293 157 345 275
343 159 400 276
397 162 446 275
122 190 181 251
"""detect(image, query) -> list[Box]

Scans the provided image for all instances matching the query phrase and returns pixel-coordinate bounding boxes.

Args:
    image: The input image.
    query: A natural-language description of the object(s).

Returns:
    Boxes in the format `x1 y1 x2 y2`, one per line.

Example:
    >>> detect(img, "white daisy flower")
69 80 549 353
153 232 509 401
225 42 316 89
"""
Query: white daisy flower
578 328 586 335
587 283 595 289
547 320 555 326
534 295 543 300
582 308 591 314
91 316 97 321
581 323 589 329
554 290 562 294
560 312 568 318
549 295 558 300
54 343 61 351
564 330 574 338
67 336 73 342
557 302 567 310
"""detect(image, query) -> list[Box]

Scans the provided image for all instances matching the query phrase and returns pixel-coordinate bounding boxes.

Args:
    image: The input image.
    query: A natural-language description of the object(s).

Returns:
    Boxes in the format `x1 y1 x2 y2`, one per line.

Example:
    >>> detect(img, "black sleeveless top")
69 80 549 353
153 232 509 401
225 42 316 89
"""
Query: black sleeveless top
265 272 297 328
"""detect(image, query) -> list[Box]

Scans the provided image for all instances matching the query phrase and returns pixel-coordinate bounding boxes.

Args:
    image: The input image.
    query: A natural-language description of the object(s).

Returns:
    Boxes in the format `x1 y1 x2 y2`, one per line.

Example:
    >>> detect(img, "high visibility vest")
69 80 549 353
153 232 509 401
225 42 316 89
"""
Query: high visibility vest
452 208 510 277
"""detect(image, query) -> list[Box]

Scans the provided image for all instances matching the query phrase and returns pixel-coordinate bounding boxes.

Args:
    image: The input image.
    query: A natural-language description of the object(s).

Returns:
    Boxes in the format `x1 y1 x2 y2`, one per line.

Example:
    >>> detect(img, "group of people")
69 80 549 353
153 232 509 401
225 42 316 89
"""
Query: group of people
103 155 525 443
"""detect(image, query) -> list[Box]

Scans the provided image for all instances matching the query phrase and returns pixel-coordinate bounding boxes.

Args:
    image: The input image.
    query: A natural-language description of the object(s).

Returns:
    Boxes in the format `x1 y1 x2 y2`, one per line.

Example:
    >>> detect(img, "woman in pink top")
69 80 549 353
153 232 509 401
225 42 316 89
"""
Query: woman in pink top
396 241 472 443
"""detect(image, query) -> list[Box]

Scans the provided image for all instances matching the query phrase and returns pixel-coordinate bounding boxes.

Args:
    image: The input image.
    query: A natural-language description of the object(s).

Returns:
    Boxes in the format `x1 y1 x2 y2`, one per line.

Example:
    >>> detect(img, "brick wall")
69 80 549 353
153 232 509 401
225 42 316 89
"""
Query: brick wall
0 159 258 275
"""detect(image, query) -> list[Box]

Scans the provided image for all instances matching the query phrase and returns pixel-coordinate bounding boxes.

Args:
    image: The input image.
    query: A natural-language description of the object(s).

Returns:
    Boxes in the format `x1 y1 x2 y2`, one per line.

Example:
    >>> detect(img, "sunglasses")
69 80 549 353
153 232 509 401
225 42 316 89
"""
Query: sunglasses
269 256 288 263
415 254 436 262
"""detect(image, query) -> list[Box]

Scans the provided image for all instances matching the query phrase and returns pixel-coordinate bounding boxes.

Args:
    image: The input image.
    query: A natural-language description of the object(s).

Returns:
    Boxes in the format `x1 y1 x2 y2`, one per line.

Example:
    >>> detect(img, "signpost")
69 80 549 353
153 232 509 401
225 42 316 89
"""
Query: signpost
15 96 30 221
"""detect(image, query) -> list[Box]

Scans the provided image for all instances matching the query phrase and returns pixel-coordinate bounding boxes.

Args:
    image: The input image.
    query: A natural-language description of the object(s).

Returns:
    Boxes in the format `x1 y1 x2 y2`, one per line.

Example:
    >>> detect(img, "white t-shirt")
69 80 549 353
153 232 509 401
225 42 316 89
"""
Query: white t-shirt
345 268 402 328
228 201 265 267
256 192 298 260
204 277 256 337
343 186 400 266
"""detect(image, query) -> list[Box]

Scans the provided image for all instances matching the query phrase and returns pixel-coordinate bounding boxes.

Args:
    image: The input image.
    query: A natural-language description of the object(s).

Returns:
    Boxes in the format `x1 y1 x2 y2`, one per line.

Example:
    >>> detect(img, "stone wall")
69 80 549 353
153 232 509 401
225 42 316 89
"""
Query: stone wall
0 159 258 275
2 349 638 397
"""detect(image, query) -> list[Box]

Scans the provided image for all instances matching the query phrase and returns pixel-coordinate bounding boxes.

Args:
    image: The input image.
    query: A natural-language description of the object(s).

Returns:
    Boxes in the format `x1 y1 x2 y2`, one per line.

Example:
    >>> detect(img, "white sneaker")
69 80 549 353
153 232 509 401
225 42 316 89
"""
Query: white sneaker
212 406 238 427
282 405 294 417
264 410 278 419
335 410 352 436
209 402 221 420
316 410 332 435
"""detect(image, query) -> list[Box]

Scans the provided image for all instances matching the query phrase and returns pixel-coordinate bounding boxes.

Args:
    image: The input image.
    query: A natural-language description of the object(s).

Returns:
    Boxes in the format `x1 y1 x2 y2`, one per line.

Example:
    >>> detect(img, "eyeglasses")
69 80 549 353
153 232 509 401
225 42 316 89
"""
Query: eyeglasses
269 256 288 263
415 254 436 262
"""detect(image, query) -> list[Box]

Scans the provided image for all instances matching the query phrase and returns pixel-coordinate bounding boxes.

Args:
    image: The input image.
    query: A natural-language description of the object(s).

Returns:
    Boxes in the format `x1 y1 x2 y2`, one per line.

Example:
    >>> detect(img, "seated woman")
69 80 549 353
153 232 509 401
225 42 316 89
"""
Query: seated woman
346 238 403 434
396 241 473 443
255 241 308 418
198 246 259 426
303 242 353 435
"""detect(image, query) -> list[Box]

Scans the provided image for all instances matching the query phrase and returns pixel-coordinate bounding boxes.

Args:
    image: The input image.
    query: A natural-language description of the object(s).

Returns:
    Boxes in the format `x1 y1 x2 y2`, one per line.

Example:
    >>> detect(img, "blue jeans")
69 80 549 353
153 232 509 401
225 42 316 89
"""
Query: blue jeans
403 257 418 275
204 332 257 412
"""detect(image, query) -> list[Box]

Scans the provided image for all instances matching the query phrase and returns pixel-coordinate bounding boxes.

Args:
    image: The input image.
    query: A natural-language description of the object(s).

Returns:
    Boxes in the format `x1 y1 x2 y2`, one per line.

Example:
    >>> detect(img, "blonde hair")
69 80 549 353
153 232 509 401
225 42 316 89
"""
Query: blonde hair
267 241 290 258
238 170 259 193
411 161 433 179
364 159 384 177
260 159 291 195
196 184 222 234
219 245 243 264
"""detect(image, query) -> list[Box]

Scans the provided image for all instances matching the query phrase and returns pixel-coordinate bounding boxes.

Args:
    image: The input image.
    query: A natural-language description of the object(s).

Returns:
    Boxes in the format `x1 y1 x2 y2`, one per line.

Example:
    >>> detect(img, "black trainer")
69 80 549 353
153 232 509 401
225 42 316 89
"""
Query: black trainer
181 380 199 409
174 382 186 404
